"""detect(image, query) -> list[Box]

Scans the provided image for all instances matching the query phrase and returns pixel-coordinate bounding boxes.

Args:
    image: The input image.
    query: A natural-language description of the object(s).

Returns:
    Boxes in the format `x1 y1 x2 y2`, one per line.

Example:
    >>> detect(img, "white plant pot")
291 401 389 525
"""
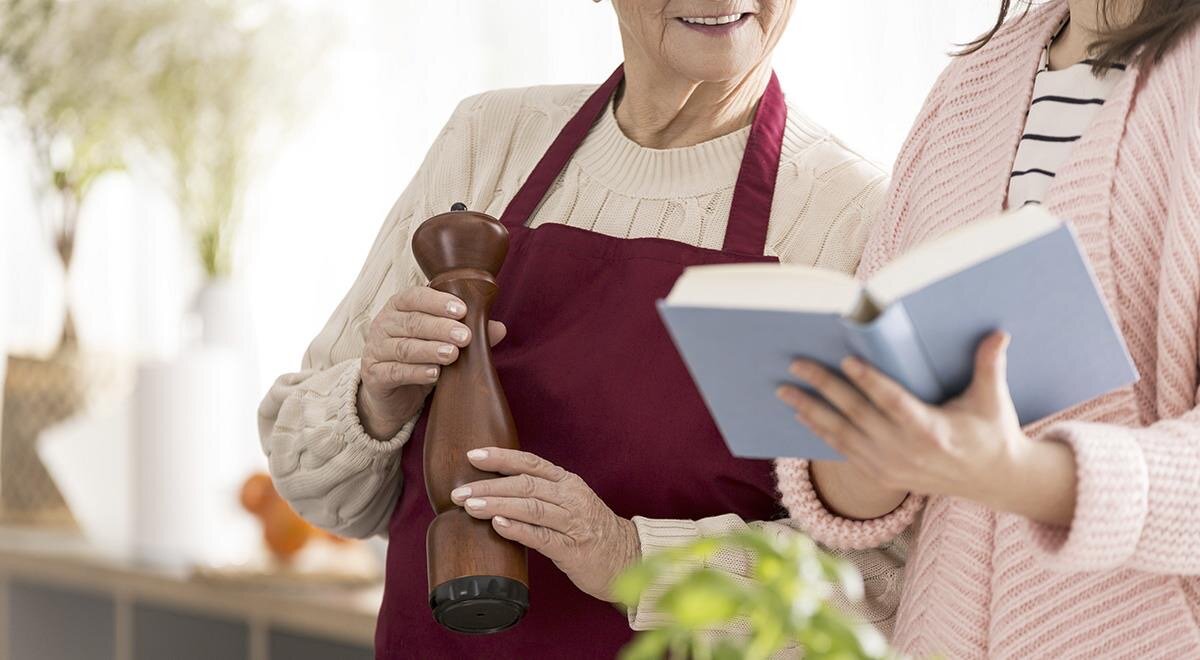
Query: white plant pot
126 278 263 566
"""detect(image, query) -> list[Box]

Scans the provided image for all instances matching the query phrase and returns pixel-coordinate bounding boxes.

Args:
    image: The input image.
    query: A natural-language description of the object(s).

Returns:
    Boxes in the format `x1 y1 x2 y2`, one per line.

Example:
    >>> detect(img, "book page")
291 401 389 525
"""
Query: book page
866 206 1061 307
665 264 863 315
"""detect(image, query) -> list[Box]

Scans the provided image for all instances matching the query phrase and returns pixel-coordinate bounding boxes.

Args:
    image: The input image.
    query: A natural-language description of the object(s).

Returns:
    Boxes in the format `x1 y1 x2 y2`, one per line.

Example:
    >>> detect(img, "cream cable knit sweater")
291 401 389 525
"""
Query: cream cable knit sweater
258 83 900 632
779 3 1200 658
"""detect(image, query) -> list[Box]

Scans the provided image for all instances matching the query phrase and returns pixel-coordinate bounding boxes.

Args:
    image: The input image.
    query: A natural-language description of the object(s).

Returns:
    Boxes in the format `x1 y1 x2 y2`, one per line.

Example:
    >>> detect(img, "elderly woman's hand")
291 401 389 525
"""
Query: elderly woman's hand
358 286 506 440
450 448 641 602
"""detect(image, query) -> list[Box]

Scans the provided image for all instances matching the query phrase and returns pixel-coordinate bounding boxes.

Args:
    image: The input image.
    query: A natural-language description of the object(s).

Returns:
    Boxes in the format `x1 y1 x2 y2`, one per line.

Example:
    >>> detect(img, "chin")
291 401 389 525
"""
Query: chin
666 53 758 83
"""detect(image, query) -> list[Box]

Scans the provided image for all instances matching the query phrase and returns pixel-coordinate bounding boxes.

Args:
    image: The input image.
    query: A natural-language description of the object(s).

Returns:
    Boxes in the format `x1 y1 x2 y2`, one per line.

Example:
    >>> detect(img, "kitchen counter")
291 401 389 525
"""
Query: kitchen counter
0 526 380 660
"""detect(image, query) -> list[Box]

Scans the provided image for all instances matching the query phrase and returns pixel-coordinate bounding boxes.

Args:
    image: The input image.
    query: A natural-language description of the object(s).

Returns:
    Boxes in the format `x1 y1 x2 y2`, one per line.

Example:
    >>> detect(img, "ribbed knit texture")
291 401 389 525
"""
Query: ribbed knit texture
257 83 901 635
777 2 1200 657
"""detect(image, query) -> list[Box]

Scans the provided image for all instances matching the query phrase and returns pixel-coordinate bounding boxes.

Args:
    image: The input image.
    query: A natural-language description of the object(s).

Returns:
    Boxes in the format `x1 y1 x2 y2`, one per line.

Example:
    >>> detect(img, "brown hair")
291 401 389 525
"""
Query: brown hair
960 0 1200 72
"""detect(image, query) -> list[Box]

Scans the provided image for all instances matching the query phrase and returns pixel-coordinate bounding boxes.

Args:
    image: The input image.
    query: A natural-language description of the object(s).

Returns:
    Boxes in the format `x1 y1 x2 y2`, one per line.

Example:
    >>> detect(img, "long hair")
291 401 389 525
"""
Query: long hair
960 0 1200 72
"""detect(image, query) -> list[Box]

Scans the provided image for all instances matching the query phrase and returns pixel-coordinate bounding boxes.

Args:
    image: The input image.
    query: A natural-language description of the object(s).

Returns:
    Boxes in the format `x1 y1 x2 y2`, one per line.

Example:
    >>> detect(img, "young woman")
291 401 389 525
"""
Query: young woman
777 0 1200 657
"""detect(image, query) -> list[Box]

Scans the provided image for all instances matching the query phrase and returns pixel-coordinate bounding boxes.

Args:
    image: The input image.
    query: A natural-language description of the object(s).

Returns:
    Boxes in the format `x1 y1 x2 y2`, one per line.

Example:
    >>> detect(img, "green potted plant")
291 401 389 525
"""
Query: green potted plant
614 530 892 660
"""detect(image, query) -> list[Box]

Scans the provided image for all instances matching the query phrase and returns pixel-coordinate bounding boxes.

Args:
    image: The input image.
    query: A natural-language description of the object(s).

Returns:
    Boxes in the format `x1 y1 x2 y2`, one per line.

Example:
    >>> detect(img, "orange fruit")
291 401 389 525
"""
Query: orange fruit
240 473 277 516
262 499 313 561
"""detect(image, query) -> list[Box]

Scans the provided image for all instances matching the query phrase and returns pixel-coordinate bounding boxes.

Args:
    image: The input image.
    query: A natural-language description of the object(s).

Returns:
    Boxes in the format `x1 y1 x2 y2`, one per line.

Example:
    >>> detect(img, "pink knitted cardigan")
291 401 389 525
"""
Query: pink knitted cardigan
776 2 1200 658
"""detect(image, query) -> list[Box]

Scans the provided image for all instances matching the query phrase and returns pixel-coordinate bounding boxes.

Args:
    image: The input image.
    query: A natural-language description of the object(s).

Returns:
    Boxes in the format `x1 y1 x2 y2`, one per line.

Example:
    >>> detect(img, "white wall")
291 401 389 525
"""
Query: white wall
1 0 998 398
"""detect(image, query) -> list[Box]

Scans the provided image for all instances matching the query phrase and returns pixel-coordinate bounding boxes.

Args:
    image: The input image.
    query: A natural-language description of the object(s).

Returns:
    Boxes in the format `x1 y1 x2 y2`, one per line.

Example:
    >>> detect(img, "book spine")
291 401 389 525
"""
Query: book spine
840 303 944 403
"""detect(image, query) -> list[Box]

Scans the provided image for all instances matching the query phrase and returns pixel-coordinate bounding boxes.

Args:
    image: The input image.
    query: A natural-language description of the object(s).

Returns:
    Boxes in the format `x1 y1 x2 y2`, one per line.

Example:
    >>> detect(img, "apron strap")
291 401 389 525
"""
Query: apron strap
501 65 788 259
722 72 786 256
499 66 626 230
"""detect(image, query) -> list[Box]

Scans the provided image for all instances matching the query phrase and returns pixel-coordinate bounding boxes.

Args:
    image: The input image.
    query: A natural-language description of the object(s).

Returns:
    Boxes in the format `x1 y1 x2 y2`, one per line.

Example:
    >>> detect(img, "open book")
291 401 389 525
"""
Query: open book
659 206 1137 460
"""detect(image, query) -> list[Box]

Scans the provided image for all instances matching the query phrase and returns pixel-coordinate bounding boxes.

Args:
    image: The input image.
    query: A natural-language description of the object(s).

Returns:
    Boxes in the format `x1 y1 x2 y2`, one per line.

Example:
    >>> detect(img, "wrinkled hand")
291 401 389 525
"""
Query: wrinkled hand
777 331 1033 511
450 448 640 602
358 286 506 440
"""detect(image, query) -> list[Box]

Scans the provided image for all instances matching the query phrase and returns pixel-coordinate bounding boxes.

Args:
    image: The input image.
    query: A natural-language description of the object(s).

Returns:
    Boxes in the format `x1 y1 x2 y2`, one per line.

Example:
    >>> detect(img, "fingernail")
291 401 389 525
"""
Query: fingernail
426 366 440 379
493 516 511 527
465 498 486 510
843 357 864 377
437 344 455 358
450 487 471 501
467 449 488 461
450 328 469 343
790 361 809 378
446 301 465 316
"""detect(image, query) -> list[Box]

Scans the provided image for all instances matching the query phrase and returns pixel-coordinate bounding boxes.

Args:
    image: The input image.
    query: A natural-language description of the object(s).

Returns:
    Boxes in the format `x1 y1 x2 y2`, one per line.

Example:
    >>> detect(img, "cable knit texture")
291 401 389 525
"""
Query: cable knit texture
778 2 1200 658
258 83 903 634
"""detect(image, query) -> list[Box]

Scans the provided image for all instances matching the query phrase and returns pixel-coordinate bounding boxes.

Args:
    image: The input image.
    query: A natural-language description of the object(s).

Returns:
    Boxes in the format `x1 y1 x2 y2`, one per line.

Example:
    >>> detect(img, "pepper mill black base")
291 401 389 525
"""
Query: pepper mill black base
430 576 529 634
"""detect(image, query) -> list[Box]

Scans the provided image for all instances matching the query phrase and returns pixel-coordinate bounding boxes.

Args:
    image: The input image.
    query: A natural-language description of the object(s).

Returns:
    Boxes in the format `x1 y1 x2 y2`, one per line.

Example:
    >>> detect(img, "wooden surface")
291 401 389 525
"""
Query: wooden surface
413 210 528 591
0 526 381 648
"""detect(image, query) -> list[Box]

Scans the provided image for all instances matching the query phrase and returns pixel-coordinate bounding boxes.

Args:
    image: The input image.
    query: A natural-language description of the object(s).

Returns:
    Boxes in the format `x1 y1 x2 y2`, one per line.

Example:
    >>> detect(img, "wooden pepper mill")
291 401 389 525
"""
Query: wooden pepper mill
411 203 529 634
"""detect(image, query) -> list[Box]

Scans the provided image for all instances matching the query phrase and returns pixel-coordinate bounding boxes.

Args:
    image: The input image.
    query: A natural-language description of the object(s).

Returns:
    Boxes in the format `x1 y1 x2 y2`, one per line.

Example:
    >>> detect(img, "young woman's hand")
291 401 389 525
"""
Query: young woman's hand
777 331 1077 526
358 287 506 440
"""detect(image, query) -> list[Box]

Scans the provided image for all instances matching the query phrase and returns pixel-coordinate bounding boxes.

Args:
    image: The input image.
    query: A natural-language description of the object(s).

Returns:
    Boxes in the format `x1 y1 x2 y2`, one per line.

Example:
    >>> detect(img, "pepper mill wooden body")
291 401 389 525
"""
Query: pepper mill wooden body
411 205 529 635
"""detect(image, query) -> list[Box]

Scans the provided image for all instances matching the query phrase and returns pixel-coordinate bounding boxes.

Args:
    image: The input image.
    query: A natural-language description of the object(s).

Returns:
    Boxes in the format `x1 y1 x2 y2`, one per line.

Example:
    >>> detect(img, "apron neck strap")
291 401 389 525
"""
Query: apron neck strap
722 72 785 256
499 66 626 230
500 65 788 258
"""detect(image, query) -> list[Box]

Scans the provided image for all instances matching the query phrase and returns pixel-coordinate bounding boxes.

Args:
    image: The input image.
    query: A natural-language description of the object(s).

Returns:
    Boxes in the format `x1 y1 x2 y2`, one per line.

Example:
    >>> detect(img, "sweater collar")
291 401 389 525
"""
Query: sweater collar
573 97 752 199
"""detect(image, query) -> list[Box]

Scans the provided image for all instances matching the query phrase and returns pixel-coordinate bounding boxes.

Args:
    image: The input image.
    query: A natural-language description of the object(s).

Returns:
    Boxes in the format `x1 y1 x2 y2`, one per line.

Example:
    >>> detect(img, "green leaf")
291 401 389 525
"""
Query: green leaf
618 529 891 660
613 563 659 608
618 628 672 660
658 570 745 628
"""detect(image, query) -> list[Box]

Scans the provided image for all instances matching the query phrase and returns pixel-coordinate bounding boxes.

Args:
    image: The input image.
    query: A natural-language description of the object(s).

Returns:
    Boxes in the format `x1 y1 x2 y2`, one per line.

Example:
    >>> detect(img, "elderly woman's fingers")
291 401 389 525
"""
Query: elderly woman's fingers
487 320 508 346
368 337 459 366
450 474 564 505
788 359 893 439
388 287 467 319
380 311 472 347
467 448 571 482
490 516 571 558
461 496 574 533
363 361 440 388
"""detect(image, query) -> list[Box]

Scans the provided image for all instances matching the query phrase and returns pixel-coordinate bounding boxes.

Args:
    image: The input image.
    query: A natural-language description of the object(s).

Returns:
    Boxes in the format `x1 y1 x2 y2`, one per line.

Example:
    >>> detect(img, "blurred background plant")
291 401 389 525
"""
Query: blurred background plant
0 0 322 532
614 530 892 660
0 0 160 345
0 0 316 310
134 0 318 280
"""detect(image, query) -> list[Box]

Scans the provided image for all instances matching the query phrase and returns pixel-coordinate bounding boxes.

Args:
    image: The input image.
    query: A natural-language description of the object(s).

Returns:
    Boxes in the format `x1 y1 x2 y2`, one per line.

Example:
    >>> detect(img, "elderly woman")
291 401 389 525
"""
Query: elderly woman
260 0 894 656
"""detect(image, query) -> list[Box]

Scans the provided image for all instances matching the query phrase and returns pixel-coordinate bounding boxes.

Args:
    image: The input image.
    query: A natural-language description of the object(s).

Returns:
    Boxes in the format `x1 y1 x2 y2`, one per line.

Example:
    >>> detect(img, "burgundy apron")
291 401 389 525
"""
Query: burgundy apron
377 66 788 660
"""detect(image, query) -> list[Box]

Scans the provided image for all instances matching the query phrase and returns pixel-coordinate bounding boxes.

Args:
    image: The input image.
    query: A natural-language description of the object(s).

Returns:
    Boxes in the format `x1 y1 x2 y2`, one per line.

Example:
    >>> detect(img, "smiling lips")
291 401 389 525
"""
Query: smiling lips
676 12 751 33
680 13 745 26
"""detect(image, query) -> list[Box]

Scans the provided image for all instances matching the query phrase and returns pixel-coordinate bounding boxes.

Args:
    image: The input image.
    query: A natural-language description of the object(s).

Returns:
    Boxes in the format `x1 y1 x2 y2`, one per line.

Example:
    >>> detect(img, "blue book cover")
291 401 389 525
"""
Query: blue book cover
658 208 1138 460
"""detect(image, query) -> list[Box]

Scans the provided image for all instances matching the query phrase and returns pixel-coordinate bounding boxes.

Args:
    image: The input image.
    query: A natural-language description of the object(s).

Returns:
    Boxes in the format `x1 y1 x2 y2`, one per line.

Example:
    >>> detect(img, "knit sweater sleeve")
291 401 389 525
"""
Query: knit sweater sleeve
257 99 475 539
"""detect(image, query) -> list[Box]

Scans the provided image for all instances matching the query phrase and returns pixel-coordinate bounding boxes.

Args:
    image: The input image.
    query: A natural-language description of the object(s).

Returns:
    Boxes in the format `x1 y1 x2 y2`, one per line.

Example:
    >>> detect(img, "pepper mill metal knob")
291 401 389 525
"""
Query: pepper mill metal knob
411 204 529 634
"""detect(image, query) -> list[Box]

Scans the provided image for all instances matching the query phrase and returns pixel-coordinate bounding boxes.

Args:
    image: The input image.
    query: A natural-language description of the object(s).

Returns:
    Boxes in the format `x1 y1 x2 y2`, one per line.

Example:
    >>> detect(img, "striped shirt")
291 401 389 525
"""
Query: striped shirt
1007 49 1126 209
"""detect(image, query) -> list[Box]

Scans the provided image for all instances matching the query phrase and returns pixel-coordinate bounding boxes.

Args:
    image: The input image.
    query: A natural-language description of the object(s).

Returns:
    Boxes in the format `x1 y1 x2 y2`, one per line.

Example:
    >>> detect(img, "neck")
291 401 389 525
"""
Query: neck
614 59 772 150
1051 0 1140 69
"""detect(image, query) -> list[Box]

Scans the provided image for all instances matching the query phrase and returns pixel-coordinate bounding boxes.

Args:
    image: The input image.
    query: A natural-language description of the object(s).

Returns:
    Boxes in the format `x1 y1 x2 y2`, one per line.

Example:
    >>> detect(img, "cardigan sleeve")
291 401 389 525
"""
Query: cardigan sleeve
257 100 474 538
1017 400 1200 575
775 460 926 551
